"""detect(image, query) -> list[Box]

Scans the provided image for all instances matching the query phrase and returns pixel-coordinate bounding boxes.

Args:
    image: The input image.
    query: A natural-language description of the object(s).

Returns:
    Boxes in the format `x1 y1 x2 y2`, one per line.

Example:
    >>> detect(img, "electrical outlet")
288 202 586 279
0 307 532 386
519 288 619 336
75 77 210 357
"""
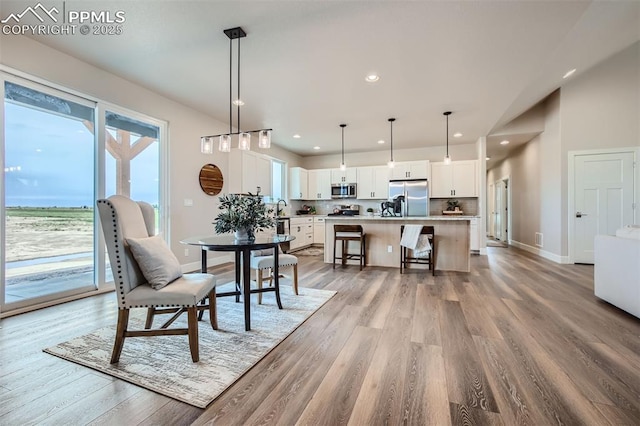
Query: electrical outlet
184 198 193 207
184 248 189 256
387 245 393 253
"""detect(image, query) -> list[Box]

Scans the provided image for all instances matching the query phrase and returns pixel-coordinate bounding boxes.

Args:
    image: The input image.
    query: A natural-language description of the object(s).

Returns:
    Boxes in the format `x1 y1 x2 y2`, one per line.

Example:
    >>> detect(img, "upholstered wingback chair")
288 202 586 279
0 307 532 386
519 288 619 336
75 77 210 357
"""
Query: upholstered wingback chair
97 195 217 363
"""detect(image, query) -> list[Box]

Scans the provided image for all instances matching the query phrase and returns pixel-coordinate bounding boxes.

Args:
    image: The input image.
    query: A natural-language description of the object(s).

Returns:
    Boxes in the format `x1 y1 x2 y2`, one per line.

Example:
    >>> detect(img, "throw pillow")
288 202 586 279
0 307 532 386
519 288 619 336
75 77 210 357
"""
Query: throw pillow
127 235 182 289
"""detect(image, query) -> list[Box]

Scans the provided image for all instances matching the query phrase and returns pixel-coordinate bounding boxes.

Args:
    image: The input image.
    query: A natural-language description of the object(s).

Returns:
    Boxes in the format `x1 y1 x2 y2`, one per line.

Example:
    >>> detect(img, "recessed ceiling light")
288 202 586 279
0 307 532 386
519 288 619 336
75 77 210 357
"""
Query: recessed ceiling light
313 146 320 150
293 134 301 139
486 156 491 161
453 132 462 138
500 140 510 145
365 74 380 83
378 140 385 144
232 99 244 106
563 68 576 79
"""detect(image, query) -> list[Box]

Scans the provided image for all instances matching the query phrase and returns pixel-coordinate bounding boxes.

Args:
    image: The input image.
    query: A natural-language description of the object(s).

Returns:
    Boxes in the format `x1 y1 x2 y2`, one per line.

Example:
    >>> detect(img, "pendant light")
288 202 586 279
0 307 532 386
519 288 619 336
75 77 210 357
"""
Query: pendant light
200 27 272 154
258 129 271 148
339 124 347 171
387 118 396 168
443 111 452 165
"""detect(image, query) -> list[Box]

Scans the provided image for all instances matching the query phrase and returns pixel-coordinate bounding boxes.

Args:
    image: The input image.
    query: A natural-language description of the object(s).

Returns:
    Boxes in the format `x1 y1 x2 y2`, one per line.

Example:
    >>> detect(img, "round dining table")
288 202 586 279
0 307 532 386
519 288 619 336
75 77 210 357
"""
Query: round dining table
180 233 295 331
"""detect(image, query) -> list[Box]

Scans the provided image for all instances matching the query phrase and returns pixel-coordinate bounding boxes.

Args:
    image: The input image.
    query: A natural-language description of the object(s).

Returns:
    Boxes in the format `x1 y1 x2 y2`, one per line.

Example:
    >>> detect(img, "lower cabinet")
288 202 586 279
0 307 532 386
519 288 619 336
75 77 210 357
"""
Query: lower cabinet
290 217 313 251
313 216 326 244
470 217 479 252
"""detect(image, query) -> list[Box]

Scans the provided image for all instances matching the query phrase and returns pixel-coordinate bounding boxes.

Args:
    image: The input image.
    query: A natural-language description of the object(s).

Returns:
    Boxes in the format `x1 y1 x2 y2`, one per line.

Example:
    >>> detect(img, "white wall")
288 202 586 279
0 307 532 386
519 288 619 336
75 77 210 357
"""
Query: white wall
0 35 302 267
301 143 478 169
487 41 640 262
559 41 640 254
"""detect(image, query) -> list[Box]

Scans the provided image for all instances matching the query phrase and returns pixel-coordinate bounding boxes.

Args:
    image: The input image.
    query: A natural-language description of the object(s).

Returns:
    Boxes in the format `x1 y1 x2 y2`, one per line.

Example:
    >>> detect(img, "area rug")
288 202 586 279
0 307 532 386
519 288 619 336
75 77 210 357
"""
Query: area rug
44 284 335 408
294 247 324 256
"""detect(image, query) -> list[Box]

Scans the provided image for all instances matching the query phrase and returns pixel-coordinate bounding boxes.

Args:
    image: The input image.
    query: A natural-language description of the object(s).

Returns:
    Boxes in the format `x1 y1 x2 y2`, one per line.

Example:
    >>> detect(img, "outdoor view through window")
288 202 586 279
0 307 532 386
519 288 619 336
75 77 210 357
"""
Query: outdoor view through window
3 81 160 308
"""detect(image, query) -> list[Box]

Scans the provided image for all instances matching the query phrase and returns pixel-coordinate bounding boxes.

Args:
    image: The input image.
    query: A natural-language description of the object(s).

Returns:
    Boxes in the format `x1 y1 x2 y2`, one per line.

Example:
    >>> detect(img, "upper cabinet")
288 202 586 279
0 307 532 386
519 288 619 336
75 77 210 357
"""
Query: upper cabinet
228 150 271 196
290 167 308 200
308 169 332 200
390 160 429 180
357 166 390 199
430 160 478 198
331 167 358 184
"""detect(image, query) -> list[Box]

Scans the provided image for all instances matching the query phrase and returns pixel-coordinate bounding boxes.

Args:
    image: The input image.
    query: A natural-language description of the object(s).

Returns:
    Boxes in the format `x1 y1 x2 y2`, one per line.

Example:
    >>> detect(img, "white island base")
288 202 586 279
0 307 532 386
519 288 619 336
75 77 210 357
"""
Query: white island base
324 216 471 272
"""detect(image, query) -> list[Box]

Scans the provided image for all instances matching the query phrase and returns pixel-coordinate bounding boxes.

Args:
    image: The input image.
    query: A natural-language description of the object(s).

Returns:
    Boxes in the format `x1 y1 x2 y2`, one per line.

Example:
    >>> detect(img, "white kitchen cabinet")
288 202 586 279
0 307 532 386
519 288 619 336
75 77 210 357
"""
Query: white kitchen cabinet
228 150 272 196
331 167 358 184
289 167 308 200
357 166 390 199
290 217 313 250
430 160 478 198
308 169 332 200
390 161 429 180
313 216 326 244
470 217 479 251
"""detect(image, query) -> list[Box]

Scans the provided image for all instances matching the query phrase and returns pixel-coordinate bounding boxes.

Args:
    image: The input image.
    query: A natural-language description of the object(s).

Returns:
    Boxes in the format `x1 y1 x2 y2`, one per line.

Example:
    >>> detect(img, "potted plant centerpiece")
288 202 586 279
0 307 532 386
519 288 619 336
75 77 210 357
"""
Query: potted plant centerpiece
214 192 275 240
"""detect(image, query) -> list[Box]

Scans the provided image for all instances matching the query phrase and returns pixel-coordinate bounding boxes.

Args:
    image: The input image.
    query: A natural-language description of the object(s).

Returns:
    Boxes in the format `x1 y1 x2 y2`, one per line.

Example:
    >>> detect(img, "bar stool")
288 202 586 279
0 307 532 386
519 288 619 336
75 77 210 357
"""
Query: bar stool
400 225 435 275
333 224 366 270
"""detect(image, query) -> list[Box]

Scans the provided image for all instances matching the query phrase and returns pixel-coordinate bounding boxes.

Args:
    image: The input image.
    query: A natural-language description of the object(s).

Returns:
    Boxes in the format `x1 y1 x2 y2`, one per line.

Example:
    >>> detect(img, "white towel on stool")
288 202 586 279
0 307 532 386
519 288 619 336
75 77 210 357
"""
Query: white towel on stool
401 225 431 258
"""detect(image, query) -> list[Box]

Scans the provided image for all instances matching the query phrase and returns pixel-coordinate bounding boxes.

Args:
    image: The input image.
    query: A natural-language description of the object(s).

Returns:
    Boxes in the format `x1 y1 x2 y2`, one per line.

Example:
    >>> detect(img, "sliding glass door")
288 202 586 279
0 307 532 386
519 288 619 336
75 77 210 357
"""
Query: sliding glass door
1 75 167 314
2 80 97 309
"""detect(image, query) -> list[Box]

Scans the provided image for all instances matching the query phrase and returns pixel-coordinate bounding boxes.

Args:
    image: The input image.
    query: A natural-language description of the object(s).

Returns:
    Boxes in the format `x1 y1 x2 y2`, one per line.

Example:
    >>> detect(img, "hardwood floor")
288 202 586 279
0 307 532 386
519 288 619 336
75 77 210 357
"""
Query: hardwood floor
1 246 639 425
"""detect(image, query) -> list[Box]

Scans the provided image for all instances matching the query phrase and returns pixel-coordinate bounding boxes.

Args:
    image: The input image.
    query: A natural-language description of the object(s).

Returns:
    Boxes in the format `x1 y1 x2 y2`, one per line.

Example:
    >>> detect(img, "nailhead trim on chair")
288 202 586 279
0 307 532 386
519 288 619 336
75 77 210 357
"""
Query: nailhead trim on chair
100 200 211 309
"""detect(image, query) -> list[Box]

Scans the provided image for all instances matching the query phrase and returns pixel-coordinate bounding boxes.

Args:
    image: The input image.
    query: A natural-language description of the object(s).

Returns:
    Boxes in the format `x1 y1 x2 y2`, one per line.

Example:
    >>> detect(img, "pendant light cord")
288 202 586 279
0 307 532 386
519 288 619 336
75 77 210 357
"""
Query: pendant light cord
229 37 232 135
341 126 345 164
443 111 452 159
237 36 241 133
389 118 395 162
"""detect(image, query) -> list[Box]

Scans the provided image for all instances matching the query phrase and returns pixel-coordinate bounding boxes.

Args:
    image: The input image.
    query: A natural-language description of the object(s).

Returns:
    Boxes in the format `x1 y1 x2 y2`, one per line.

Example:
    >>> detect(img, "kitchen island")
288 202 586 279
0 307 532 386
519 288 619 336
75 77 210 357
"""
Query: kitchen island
324 216 474 272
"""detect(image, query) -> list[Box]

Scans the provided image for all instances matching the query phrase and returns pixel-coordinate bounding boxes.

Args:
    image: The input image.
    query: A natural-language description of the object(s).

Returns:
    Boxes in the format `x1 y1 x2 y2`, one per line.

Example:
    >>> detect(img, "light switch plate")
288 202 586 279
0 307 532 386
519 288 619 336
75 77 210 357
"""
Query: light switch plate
184 199 193 207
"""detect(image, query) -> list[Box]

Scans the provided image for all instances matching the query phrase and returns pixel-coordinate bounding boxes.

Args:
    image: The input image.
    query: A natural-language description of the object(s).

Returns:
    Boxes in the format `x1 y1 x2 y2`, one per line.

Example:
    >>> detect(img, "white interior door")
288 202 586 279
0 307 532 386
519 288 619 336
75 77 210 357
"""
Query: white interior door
494 180 504 240
573 152 635 263
501 179 509 242
487 183 494 237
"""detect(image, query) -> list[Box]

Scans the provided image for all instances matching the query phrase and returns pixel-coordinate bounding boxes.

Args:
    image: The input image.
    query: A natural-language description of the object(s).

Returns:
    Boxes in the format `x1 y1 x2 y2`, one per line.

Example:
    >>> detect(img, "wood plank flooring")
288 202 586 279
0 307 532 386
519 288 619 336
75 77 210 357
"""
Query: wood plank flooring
1 246 639 425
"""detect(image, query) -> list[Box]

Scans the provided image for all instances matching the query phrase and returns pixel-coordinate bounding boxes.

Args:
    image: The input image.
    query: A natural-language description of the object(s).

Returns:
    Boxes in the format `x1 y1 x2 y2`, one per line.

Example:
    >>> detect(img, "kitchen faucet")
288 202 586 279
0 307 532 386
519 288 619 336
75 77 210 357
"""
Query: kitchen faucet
276 199 287 217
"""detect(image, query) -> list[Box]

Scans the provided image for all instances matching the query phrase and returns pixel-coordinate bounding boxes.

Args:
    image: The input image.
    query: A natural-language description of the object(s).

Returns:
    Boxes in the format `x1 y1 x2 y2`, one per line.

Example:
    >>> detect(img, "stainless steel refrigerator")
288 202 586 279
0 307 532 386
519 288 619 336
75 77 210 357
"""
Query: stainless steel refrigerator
388 179 429 217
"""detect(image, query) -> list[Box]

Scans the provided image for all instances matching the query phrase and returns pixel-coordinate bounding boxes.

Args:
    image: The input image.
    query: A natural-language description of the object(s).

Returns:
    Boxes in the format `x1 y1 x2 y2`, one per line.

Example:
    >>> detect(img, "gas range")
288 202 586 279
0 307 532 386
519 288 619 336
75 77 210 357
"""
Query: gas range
328 210 360 216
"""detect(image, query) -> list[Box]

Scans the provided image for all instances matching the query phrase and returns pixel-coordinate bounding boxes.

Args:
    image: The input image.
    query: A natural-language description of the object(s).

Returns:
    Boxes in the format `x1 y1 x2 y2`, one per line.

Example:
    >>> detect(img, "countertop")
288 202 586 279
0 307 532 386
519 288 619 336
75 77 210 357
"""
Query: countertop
324 215 478 221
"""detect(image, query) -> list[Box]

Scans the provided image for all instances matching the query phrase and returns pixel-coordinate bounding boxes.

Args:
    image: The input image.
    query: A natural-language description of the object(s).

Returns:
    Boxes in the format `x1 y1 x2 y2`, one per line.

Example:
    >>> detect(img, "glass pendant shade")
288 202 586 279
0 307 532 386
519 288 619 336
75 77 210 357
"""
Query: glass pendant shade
444 154 451 165
387 160 395 168
201 137 214 154
238 132 251 150
219 134 231 152
340 162 346 171
258 130 271 148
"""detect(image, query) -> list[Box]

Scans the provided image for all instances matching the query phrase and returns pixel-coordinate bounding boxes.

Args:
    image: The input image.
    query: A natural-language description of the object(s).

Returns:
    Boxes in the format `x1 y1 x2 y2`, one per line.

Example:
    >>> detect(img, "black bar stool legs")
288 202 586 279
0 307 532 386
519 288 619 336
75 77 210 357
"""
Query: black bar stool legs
333 224 366 270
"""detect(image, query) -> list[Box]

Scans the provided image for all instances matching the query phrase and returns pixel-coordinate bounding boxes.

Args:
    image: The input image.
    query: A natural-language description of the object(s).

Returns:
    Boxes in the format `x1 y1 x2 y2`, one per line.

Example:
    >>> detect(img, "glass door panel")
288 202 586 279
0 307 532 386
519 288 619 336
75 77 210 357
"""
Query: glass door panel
3 81 97 308
103 111 160 282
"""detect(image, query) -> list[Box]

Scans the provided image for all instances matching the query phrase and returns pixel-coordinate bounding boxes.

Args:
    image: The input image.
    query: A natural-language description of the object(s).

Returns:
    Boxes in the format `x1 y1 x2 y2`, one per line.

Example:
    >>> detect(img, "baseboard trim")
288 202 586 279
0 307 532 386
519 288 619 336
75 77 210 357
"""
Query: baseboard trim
509 240 570 264
182 253 234 273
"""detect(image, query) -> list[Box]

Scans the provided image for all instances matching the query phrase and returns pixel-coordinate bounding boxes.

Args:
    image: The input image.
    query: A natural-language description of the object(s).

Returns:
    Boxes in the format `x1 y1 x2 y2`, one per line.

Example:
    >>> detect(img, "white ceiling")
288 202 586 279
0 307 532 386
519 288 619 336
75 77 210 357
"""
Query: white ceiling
5 1 639 161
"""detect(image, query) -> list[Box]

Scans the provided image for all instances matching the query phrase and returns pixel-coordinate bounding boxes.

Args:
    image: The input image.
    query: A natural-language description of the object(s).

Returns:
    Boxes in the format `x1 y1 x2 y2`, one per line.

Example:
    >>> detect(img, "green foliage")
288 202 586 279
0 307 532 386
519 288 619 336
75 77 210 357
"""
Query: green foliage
214 193 275 234
446 199 460 211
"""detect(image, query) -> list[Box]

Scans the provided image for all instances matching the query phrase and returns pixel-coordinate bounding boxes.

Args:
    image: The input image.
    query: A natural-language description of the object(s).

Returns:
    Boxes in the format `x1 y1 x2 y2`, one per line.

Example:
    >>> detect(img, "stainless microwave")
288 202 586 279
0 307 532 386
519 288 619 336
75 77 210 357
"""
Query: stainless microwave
331 183 357 199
